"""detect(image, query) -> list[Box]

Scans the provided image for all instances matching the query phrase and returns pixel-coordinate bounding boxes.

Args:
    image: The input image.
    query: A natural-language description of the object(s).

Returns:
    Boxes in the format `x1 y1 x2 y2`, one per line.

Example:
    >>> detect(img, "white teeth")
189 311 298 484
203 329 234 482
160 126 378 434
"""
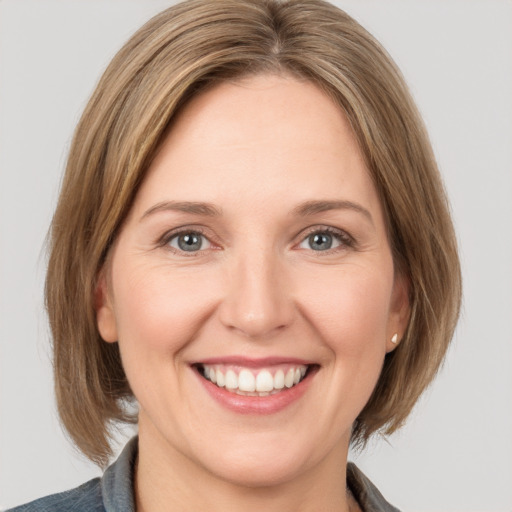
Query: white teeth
201 364 309 394
225 370 238 390
238 369 256 392
216 369 225 387
274 369 285 389
255 370 274 392
284 369 295 388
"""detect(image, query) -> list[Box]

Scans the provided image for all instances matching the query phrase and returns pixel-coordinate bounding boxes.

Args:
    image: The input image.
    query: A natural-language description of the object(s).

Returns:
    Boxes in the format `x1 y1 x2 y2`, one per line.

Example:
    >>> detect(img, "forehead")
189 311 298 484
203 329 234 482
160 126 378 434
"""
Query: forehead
131 74 383 223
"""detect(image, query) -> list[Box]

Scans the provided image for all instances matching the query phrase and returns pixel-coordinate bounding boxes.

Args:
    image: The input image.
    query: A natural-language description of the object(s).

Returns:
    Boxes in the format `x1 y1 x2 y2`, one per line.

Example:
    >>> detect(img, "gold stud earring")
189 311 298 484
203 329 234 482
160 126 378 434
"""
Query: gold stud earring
391 333 398 344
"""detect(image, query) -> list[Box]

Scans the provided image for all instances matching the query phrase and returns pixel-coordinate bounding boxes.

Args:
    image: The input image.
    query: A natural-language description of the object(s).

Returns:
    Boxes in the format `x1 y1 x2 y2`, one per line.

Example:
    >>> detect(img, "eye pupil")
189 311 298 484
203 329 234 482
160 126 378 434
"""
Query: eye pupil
178 233 202 251
309 233 332 251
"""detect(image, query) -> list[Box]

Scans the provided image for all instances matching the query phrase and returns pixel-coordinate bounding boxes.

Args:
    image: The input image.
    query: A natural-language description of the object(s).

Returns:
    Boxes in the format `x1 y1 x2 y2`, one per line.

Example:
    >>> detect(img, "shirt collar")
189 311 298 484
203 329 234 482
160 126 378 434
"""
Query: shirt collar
101 436 138 512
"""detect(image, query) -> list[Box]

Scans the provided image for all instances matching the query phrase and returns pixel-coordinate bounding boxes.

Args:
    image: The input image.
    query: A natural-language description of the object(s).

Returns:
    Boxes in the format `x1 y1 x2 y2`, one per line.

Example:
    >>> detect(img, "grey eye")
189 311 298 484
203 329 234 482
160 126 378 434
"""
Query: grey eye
299 231 342 251
169 232 210 252
309 233 333 250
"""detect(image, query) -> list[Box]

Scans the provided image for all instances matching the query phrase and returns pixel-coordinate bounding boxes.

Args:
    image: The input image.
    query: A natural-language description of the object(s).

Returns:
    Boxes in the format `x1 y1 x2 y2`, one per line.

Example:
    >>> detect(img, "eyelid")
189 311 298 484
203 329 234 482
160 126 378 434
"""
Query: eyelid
157 226 218 255
296 225 356 252
155 224 356 255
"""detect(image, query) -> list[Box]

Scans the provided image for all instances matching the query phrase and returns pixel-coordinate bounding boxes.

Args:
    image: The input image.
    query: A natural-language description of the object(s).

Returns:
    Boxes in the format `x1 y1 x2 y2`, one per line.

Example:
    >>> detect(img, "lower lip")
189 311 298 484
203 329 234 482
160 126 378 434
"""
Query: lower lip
195 368 315 415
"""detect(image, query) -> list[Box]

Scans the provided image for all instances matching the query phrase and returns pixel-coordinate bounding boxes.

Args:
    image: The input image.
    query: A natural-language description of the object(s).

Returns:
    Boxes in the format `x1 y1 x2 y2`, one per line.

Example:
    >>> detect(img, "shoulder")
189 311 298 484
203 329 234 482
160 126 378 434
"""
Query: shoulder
347 462 402 512
7 437 138 512
6 478 104 512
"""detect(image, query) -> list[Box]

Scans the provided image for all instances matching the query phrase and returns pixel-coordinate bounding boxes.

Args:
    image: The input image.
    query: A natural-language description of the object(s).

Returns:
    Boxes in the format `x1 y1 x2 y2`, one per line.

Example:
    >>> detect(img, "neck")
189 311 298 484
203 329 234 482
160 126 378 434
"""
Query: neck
135 421 356 512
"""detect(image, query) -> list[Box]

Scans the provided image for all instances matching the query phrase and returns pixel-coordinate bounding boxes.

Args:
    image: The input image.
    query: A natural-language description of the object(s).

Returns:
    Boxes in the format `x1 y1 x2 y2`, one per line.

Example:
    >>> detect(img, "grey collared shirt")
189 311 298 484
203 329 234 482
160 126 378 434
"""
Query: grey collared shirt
8 437 401 511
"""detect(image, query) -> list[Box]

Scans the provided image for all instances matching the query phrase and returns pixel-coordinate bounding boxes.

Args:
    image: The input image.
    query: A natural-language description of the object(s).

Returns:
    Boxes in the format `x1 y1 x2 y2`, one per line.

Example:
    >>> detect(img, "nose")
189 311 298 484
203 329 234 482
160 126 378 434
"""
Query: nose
218 250 295 340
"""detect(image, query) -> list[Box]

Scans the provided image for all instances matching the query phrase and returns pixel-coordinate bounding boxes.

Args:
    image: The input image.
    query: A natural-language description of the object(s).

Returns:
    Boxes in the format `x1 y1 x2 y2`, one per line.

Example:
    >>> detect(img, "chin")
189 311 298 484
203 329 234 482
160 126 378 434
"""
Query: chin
205 453 310 488
189 432 324 488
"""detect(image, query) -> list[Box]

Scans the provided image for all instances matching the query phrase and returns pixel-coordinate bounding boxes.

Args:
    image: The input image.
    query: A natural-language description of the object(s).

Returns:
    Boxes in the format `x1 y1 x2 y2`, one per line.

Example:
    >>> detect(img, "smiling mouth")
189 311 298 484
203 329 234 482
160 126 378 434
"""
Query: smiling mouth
196 363 315 397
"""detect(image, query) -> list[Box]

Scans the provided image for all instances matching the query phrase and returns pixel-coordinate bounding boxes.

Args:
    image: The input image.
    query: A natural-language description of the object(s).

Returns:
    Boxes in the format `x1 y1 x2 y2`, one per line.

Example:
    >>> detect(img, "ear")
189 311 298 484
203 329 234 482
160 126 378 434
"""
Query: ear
95 269 118 343
386 272 411 353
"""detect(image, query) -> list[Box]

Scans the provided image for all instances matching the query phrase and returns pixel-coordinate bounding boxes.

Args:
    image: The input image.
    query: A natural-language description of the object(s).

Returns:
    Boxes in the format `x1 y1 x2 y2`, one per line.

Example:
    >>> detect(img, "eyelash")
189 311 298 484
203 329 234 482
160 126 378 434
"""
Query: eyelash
299 226 355 254
157 225 355 256
157 227 214 257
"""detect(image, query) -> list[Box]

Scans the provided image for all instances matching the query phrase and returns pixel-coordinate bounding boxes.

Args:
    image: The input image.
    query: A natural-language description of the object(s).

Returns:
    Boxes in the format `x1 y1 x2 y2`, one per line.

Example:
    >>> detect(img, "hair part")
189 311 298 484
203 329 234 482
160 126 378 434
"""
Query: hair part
46 0 461 466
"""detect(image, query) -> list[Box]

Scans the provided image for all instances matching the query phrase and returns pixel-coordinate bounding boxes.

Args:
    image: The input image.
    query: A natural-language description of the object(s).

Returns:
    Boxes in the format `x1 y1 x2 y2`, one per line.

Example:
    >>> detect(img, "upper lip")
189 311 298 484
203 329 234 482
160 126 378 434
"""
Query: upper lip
192 356 316 368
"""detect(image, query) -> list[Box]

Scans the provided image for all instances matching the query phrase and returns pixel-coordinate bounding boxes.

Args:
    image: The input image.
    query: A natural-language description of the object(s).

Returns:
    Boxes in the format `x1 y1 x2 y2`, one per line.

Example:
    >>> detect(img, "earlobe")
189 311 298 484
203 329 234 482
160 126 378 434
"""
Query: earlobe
386 273 411 353
95 271 118 343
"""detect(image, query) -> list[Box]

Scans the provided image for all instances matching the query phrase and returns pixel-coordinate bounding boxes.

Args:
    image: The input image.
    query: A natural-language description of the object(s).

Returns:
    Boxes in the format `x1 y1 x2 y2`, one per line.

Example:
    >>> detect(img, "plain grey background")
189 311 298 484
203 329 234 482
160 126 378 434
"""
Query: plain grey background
1 1 511 510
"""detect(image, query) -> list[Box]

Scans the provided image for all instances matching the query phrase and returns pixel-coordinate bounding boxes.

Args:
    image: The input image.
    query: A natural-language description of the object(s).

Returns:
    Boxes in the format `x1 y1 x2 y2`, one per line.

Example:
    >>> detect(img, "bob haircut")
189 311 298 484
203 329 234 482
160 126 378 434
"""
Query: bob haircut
46 0 461 466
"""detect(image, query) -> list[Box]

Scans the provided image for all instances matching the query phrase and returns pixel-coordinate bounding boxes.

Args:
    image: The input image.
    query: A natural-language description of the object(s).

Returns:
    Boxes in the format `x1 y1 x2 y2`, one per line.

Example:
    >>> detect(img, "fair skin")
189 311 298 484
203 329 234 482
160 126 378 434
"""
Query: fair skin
96 74 409 512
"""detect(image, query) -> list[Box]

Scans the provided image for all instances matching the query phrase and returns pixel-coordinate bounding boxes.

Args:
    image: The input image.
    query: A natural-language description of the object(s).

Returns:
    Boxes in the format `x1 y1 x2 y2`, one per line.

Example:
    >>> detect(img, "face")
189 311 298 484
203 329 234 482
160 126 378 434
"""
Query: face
97 74 409 488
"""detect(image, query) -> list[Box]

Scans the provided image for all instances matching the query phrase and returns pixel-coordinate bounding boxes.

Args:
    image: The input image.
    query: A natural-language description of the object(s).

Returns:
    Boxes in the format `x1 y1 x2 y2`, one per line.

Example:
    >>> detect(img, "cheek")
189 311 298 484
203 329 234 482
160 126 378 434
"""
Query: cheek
290 262 394 431
111 261 221 355
297 263 393 359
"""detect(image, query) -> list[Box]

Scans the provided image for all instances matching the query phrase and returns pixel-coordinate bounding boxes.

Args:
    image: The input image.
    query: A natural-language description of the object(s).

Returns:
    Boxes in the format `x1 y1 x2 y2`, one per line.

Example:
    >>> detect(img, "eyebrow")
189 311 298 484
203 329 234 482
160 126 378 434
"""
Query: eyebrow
292 200 373 224
140 199 373 224
141 201 222 220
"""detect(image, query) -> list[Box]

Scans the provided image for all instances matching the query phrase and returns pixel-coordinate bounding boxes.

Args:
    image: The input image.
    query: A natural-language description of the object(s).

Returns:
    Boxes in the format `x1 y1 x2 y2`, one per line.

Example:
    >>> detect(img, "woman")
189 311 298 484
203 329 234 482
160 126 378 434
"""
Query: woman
9 0 461 510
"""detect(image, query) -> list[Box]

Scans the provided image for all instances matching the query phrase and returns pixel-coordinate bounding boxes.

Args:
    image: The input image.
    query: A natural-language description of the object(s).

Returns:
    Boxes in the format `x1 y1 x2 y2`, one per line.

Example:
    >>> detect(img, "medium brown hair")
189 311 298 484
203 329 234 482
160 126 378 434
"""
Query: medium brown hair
46 0 461 466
